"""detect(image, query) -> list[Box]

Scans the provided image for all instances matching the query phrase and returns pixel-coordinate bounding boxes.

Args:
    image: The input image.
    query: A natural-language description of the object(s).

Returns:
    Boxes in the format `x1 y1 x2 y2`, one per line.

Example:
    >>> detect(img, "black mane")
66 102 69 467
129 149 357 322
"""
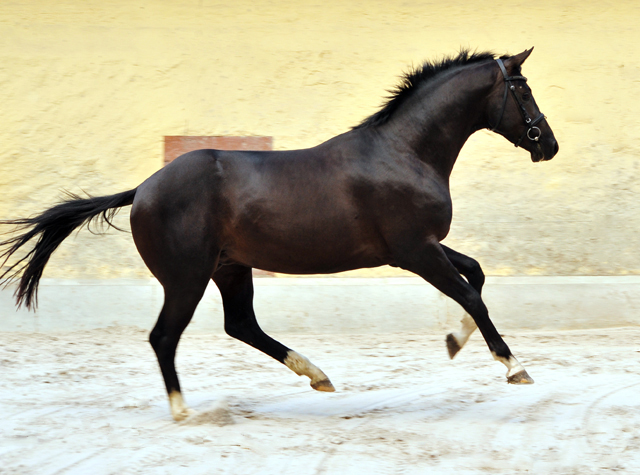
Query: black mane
354 50 497 129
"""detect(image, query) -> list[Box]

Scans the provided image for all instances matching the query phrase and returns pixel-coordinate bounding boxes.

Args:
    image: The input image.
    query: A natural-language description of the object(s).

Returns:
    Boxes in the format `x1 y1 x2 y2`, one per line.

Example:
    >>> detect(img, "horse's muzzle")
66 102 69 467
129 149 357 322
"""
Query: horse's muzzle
531 137 559 162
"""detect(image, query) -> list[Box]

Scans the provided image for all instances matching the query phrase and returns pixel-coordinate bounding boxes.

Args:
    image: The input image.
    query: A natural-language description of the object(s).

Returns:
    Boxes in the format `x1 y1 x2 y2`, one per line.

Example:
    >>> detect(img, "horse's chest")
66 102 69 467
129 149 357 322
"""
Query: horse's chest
378 181 453 240
396 177 452 217
413 191 453 226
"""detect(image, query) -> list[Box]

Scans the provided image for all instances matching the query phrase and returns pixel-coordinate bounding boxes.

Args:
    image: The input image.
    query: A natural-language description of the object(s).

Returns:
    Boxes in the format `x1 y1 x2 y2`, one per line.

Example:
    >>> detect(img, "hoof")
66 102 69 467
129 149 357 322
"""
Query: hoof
507 370 534 385
446 333 461 359
172 407 196 422
311 378 335 392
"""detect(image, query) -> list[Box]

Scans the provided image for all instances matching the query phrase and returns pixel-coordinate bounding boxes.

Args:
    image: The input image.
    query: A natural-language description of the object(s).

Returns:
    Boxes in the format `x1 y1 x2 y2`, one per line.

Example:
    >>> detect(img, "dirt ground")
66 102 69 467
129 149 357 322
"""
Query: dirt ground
1 326 639 474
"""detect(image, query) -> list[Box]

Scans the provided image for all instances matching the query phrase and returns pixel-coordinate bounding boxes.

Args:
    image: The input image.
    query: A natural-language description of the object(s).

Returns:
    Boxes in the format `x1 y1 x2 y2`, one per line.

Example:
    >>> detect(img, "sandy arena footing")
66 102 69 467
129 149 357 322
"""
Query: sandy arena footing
1 326 639 474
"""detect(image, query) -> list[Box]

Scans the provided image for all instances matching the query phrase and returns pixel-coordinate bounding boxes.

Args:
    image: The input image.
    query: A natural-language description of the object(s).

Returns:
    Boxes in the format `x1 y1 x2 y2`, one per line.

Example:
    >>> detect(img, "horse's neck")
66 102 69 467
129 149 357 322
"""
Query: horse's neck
383 64 494 176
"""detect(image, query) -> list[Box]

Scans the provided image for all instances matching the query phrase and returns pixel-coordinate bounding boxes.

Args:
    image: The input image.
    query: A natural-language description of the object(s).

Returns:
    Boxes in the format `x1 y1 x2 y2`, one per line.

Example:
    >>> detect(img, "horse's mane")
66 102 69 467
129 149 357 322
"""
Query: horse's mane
353 49 497 129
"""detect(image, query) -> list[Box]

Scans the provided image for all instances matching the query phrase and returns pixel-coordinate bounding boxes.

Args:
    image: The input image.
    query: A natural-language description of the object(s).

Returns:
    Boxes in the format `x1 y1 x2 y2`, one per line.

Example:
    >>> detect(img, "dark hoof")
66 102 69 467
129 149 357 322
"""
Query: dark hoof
446 333 461 359
507 370 534 385
311 378 335 392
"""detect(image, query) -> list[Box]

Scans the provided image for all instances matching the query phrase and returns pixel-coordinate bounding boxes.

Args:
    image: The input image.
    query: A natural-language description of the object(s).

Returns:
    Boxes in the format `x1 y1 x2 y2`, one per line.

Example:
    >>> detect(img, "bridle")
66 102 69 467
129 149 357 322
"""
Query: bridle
489 58 546 148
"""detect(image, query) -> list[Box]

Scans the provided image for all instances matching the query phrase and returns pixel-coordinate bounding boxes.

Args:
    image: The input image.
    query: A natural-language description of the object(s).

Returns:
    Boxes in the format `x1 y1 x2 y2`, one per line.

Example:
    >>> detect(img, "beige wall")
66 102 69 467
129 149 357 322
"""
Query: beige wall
1 0 639 279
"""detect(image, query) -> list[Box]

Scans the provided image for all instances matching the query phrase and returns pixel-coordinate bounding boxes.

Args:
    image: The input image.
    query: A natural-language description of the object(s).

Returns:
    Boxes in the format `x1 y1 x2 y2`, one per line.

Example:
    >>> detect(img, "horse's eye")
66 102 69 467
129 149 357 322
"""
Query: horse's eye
522 92 531 101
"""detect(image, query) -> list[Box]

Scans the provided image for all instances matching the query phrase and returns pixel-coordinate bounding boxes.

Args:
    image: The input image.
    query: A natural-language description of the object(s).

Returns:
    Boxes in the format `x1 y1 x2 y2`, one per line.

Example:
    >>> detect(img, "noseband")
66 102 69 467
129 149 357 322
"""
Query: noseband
489 58 546 147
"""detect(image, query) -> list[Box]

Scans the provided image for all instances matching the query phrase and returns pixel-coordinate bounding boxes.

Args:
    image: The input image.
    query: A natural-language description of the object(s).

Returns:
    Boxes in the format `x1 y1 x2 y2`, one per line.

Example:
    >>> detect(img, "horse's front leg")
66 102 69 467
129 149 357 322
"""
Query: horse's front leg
441 245 484 359
396 239 533 384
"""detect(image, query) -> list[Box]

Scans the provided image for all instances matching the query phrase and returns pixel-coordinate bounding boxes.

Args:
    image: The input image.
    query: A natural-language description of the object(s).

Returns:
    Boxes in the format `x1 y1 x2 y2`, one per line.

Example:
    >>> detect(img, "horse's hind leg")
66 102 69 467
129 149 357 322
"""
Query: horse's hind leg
441 245 484 359
213 264 334 392
149 278 210 421
397 239 533 384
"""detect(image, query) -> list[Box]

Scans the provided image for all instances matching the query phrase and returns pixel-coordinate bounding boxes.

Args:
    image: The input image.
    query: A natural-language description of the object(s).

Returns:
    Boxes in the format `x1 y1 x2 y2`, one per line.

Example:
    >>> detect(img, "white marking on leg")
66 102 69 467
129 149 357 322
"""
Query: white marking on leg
284 350 335 392
451 314 477 349
492 353 534 384
493 353 525 375
169 390 195 421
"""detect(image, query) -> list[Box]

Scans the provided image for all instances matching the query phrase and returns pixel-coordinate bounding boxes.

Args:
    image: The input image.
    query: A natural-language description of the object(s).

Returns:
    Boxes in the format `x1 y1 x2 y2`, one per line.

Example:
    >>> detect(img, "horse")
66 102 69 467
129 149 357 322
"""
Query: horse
0 48 558 421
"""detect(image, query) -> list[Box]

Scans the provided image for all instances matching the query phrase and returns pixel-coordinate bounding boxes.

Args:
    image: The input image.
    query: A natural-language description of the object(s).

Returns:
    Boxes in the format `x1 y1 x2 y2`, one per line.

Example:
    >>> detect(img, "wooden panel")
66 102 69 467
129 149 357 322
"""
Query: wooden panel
164 136 273 165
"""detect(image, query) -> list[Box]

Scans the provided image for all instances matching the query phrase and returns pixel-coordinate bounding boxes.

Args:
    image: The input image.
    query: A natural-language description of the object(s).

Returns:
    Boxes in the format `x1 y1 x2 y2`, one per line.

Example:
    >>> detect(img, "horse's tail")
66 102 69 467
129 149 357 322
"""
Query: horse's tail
0 188 137 310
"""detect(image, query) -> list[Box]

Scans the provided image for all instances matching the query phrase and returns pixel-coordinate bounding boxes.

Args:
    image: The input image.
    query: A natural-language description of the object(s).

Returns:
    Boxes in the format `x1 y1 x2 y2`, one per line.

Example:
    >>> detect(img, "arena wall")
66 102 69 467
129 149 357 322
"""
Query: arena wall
1 1 639 329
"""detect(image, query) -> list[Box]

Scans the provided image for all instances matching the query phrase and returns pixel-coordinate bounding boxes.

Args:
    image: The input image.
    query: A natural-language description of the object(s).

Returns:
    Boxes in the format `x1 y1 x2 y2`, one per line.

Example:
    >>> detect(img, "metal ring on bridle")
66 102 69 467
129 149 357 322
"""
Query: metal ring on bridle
527 126 541 142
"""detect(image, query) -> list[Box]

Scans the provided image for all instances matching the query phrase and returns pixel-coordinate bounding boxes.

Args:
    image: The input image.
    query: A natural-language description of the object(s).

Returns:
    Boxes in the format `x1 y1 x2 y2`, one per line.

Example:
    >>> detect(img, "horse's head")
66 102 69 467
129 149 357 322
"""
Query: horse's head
487 48 558 162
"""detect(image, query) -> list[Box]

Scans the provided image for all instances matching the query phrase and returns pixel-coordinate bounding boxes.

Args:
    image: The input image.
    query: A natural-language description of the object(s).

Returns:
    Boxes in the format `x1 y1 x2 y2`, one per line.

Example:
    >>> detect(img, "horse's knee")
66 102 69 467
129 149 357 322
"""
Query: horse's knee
470 262 485 282
149 329 180 360
465 258 485 290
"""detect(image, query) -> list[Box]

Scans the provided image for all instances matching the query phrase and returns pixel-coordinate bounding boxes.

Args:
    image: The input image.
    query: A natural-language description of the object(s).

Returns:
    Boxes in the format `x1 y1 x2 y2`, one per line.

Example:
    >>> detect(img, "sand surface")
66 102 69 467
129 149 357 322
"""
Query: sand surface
1 326 639 474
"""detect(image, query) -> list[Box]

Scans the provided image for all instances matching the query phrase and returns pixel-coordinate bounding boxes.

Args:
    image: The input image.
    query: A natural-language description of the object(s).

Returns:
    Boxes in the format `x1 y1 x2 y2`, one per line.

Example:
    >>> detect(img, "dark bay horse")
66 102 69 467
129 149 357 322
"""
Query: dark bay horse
0 48 558 421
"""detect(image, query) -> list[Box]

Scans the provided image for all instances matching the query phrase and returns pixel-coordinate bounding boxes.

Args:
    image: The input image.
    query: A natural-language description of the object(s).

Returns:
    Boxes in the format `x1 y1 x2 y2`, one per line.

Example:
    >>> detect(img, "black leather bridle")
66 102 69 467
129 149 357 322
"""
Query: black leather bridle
489 58 546 148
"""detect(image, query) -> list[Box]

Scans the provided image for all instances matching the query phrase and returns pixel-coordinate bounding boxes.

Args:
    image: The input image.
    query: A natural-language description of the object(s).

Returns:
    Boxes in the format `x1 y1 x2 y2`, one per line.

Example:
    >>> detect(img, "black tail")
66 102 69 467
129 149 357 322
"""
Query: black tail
0 188 137 309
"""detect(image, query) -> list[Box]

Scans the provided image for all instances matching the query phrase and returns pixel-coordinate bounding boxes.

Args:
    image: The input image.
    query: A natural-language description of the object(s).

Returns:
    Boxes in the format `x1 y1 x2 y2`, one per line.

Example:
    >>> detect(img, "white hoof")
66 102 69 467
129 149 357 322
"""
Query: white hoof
507 369 535 384
169 390 195 421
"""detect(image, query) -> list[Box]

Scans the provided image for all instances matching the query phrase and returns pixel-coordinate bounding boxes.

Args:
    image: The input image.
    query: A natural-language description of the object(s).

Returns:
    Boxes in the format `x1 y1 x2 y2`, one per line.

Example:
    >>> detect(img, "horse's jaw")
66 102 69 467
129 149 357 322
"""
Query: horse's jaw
530 139 558 162
530 146 545 162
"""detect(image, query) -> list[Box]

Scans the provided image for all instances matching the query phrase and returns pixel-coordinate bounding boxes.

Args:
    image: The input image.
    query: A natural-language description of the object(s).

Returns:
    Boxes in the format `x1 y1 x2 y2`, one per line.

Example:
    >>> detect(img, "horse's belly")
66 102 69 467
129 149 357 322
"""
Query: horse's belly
224 225 391 275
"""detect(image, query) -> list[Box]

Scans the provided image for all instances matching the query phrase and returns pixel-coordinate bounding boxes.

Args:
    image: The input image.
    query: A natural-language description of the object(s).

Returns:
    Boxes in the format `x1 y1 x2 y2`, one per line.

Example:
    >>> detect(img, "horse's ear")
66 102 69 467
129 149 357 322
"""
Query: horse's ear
503 47 534 73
